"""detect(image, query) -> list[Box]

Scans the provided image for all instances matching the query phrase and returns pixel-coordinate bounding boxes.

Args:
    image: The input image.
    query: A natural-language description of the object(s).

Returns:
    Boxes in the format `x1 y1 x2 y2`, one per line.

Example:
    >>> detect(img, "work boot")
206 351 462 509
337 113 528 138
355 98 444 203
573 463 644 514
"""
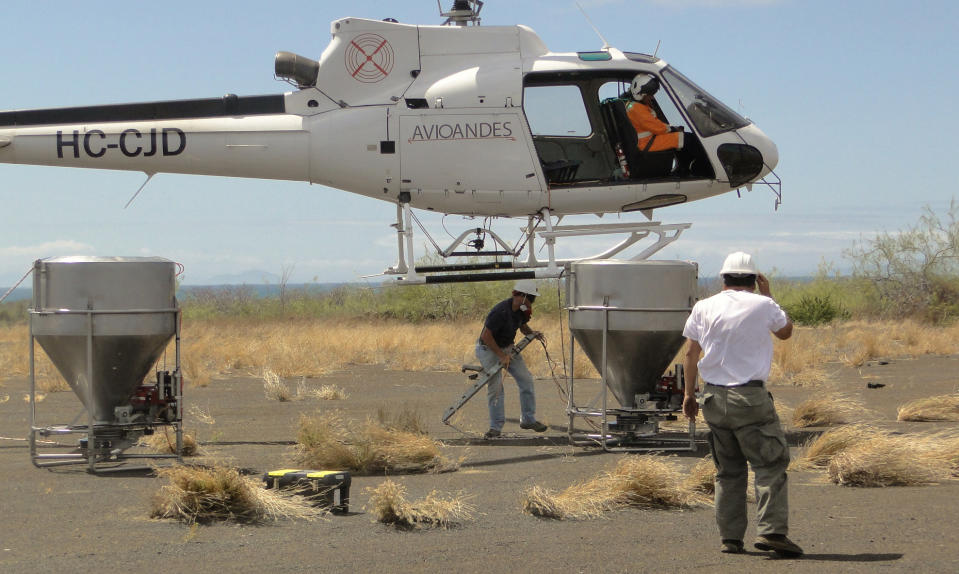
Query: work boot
484 428 501 439
720 540 744 554
754 534 804 557
519 420 548 432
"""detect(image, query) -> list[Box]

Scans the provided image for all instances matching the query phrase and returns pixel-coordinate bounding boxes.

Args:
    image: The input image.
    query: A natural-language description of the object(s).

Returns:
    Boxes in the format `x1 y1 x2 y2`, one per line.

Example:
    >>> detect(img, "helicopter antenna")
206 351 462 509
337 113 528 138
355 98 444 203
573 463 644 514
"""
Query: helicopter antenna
438 0 483 26
653 39 661 58
575 1 610 50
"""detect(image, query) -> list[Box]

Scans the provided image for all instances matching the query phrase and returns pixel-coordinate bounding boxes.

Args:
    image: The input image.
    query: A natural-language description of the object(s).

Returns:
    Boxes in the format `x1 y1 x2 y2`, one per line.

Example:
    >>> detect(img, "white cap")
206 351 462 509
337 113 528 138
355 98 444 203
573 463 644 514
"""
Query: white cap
719 251 758 276
513 279 540 297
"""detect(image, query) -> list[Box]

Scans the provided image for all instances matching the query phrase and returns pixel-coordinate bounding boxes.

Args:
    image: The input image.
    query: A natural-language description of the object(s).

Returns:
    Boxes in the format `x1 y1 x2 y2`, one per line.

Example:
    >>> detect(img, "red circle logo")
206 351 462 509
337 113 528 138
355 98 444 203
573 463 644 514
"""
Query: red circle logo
345 34 394 83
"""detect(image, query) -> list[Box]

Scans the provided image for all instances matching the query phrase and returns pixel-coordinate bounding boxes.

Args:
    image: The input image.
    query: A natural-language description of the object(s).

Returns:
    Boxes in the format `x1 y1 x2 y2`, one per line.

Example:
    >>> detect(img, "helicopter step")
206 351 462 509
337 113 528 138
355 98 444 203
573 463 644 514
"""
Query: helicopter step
442 332 537 425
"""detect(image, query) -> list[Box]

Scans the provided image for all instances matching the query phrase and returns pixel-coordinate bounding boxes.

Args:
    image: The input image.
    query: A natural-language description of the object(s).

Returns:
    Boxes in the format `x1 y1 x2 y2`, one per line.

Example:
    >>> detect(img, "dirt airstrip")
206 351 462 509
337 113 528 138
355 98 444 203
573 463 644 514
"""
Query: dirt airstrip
2 355 958 573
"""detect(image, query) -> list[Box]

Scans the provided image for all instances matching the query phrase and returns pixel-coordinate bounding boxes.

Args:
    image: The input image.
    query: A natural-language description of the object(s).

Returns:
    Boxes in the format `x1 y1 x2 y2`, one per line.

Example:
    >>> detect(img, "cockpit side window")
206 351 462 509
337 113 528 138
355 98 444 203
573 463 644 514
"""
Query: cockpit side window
523 85 591 137
598 76 685 126
662 67 749 138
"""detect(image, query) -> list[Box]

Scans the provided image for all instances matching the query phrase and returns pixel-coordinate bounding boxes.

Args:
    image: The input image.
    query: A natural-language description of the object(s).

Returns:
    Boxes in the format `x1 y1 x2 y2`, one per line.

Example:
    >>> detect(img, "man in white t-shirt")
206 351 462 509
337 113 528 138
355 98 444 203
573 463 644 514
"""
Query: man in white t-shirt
682 252 803 558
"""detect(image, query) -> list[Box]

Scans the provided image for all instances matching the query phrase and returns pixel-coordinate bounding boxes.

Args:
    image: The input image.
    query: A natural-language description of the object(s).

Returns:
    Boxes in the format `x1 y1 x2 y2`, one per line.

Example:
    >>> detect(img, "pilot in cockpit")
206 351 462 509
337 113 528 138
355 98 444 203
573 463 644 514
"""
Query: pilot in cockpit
627 75 685 154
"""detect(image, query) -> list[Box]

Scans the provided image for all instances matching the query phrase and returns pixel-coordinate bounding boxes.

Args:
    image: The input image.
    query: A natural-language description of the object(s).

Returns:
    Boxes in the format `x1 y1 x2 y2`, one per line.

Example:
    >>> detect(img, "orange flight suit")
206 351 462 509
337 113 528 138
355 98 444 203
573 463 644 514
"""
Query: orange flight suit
626 101 682 152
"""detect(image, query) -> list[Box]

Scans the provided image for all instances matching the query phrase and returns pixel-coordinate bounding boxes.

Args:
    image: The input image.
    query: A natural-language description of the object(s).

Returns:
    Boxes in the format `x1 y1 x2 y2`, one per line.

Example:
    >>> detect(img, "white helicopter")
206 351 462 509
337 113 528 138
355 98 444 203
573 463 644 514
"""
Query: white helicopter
0 1 779 284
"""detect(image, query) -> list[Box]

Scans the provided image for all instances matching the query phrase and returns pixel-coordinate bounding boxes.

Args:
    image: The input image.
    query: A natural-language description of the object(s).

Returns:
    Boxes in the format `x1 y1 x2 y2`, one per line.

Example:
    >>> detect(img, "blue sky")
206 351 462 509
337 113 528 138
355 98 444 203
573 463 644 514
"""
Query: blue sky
2 0 957 286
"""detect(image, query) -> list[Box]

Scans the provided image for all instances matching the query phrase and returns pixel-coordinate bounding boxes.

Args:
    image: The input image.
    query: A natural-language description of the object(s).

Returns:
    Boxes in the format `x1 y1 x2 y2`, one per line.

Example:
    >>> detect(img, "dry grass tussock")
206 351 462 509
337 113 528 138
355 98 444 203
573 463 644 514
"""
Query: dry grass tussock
827 439 948 487
298 380 348 401
263 369 349 402
523 456 710 520
897 394 959 422
793 424 959 487
293 409 459 474
365 479 475 529
682 456 756 501
150 464 320 524
141 428 200 456
262 368 293 401
921 431 959 476
791 394 866 428
792 424 882 470
684 456 718 495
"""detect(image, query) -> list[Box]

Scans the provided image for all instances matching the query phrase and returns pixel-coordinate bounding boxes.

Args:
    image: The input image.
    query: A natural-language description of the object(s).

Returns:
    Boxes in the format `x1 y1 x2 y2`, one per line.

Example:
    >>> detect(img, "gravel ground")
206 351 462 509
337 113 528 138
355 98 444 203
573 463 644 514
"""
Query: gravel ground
2 355 958 573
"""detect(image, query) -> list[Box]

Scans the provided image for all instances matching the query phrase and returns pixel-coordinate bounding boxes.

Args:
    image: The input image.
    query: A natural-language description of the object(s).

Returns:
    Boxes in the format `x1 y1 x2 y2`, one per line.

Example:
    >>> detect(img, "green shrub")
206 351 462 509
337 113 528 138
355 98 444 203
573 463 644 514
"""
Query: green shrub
0 300 29 325
844 200 959 323
178 276 565 323
925 276 959 324
783 294 851 326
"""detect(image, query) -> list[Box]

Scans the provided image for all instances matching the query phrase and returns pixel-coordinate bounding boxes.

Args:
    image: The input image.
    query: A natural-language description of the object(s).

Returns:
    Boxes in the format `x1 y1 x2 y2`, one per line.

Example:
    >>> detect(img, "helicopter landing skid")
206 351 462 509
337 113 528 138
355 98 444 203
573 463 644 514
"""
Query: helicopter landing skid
384 203 691 284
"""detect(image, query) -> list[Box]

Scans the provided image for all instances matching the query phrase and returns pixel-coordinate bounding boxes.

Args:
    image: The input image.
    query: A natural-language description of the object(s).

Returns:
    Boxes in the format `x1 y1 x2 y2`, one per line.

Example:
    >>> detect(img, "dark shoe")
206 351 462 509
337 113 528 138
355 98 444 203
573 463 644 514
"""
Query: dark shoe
519 420 548 432
754 534 803 557
484 428 501 439
720 540 744 554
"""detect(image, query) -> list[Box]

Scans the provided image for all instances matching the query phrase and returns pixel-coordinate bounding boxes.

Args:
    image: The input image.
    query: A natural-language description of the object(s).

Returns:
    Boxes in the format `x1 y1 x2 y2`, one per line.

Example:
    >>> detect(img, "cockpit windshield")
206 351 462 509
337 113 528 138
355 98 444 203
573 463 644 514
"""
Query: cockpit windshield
662 66 749 138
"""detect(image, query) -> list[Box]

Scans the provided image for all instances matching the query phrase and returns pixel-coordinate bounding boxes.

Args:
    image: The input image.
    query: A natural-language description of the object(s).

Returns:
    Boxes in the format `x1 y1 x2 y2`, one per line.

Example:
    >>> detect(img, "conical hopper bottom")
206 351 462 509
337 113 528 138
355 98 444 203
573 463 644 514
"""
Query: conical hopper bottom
571 329 685 407
36 334 174 423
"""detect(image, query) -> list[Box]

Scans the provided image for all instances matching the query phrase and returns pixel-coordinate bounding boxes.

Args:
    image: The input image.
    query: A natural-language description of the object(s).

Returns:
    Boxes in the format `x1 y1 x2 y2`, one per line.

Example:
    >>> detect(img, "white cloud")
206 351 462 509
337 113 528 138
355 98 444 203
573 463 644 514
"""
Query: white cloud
768 230 879 241
0 240 96 286
0 240 95 276
0 240 95 259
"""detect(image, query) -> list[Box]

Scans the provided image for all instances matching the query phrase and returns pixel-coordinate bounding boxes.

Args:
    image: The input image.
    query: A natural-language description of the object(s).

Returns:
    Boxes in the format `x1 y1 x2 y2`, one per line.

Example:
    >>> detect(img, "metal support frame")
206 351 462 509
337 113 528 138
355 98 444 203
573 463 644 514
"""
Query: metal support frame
28 307 183 473
384 202 691 284
565 305 696 452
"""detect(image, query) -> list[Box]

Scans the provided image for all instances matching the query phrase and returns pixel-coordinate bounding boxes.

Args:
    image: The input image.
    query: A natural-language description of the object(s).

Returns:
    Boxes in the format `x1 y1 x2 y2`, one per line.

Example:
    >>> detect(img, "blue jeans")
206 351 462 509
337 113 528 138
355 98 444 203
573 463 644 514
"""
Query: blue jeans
475 342 536 430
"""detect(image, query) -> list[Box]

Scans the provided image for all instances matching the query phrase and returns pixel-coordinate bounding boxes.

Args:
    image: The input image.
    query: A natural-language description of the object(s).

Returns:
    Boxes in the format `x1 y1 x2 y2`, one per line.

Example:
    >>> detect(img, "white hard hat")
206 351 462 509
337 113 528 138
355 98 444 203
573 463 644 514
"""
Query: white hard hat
719 251 758 276
513 279 540 297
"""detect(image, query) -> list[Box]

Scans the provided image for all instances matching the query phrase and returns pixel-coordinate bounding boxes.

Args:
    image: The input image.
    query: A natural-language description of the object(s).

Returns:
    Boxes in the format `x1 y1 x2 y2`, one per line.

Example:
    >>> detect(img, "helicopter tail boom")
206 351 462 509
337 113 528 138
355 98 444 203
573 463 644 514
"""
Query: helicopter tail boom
0 95 311 181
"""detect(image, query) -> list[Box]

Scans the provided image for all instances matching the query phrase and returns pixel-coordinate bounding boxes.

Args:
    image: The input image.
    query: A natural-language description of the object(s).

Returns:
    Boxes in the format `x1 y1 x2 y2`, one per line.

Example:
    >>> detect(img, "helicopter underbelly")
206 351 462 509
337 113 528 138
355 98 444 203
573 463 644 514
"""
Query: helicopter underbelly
400 178 726 217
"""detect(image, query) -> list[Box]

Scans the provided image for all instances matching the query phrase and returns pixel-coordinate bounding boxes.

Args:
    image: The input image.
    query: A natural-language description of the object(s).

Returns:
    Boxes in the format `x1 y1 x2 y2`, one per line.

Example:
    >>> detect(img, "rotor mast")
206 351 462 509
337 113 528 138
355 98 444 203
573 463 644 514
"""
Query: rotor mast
438 0 483 26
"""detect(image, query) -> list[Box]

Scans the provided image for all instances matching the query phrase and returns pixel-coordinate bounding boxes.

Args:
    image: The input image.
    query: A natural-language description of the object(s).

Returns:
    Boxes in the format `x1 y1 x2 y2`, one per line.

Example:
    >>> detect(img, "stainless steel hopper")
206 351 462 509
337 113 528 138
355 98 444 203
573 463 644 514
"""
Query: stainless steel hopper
567 259 697 407
31 256 177 423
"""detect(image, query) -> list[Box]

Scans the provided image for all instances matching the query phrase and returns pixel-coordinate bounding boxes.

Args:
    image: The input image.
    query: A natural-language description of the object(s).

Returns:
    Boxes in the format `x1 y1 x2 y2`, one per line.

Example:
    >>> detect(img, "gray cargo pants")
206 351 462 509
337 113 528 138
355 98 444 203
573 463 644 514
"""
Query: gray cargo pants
701 384 791 540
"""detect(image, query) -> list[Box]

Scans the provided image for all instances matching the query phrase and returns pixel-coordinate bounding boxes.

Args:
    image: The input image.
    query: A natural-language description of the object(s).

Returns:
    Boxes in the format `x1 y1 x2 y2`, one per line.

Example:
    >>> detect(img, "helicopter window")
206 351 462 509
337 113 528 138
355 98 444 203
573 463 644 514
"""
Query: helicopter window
624 52 659 64
598 80 629 102
578 51 612 61
662 67 749 138
598 78 684 126
523 85 591 137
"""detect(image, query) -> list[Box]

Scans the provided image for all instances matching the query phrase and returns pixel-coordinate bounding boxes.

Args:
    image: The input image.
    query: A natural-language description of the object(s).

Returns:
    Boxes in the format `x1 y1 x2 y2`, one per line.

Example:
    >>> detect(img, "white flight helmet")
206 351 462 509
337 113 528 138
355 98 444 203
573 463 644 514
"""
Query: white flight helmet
719 251 758 276
513 279 540 297
630 75 660 99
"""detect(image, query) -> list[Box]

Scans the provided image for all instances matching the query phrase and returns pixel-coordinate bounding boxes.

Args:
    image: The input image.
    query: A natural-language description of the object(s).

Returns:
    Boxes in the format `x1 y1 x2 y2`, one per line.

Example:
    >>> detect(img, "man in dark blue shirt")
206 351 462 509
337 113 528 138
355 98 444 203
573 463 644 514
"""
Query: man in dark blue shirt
475 280 548 438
